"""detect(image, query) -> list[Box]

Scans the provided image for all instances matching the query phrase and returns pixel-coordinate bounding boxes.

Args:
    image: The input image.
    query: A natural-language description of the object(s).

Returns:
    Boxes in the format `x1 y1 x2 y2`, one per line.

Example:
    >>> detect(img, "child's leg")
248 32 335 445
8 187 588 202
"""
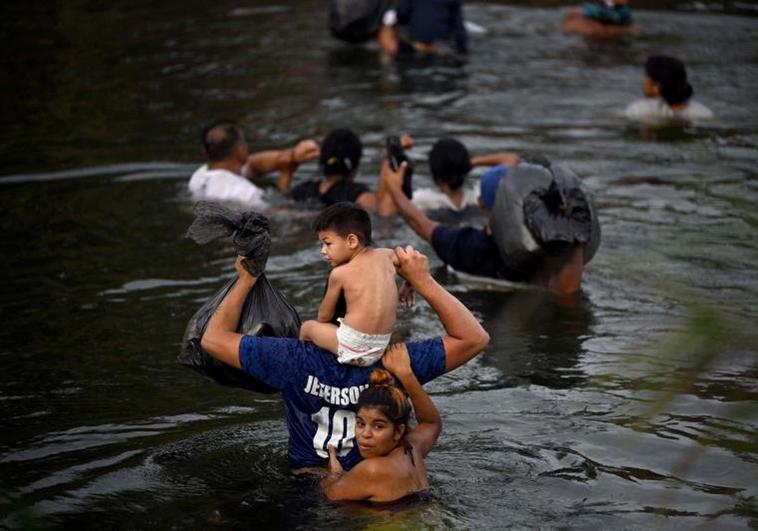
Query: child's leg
299 320 339 355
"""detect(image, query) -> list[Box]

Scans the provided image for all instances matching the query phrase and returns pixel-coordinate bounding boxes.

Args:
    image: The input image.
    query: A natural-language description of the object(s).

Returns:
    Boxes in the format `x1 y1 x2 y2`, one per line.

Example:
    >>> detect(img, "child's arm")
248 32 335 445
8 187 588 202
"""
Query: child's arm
317 269 344 323
382 344 442 458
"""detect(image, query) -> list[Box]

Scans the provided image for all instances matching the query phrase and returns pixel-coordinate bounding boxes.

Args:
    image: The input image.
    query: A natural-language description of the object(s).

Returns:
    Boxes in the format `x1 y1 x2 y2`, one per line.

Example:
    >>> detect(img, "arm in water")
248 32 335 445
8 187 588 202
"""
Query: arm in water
246 139 320 194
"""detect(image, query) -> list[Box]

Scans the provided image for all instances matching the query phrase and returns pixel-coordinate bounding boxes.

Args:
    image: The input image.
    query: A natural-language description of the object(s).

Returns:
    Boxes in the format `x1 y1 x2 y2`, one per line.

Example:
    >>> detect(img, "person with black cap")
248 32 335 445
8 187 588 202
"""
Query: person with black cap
625 55 713 122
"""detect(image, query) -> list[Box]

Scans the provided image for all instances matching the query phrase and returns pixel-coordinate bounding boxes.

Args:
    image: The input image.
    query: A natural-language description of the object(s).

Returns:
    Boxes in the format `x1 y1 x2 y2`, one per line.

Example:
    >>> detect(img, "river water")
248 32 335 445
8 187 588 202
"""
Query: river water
1 1 757 529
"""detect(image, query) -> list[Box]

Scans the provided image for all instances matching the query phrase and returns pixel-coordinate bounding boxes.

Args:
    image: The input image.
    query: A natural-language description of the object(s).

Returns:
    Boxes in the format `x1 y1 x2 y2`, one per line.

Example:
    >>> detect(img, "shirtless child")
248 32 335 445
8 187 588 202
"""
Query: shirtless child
299 202 399 366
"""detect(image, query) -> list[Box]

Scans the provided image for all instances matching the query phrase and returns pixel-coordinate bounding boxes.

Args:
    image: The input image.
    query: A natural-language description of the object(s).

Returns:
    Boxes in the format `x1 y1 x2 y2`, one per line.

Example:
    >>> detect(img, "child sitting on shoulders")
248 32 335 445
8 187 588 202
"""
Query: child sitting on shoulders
299 202 400 366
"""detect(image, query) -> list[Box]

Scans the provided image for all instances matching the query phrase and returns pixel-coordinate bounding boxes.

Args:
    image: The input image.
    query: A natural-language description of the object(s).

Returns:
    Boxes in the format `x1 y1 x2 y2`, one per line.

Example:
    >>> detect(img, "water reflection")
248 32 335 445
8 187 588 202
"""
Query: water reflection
467 284 594 389
1 0 757 528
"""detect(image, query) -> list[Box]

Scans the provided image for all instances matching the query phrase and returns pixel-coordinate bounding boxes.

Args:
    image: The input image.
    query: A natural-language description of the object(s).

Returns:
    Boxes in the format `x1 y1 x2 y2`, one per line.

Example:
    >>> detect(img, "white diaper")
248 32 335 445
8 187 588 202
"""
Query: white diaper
336 318 391 367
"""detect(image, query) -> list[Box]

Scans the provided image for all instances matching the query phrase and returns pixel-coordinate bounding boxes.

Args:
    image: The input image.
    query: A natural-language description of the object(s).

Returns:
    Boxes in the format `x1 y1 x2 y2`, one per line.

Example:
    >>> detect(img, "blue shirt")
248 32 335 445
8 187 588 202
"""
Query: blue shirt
397 0 468 53
239 336 446 470
431 224 529 282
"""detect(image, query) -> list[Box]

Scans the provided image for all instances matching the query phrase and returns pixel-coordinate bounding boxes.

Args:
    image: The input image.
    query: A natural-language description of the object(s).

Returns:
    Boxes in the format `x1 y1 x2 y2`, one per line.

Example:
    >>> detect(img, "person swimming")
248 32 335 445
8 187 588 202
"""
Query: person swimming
562 0 637 38
625 55 713 122
320 344 441 502
580 0 632 26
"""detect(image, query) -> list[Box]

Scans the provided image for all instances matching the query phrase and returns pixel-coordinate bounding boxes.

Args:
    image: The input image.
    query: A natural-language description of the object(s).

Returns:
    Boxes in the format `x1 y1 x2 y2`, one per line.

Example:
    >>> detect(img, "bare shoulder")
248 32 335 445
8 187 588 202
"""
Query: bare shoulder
372 247 399 267
351 455 394 479
329 265 348 282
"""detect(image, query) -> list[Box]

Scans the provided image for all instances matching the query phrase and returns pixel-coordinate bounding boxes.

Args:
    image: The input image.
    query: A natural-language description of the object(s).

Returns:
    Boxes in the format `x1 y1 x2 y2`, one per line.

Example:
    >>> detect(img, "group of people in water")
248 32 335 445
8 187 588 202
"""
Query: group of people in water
187 0 714 504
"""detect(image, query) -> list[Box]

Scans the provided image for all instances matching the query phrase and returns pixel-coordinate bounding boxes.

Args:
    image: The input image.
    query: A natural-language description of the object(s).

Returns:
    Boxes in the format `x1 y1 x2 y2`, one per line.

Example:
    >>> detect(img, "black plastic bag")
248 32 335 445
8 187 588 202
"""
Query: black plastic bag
329 0 390 43
177 202 302 392
490 163 600 272
185 201 270 276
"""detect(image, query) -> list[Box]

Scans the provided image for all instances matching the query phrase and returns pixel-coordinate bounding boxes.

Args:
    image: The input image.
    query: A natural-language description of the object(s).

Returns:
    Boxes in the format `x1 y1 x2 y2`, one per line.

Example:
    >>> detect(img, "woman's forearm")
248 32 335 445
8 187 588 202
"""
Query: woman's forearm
396 370 440 427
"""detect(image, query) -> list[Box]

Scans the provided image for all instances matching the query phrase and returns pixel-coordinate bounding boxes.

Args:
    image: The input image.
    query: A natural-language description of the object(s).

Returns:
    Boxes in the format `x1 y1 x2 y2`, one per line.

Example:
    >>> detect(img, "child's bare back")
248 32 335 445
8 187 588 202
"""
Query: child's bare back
332 248 398 335
299 202 403 366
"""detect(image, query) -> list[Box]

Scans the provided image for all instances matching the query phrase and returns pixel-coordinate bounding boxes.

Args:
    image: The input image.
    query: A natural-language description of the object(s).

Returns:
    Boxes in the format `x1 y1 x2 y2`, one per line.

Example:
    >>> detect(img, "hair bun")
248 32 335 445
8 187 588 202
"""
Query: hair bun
369 369 396 388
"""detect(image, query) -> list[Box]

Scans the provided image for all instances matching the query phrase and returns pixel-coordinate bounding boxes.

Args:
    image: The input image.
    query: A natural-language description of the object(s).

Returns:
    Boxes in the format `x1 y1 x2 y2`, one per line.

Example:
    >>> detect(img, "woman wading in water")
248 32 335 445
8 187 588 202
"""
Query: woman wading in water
321 344 441 502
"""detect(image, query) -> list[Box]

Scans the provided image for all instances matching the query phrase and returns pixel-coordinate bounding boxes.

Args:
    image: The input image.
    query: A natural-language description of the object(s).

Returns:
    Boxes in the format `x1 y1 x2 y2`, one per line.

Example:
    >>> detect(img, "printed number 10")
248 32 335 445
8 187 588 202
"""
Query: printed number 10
311 407 356 458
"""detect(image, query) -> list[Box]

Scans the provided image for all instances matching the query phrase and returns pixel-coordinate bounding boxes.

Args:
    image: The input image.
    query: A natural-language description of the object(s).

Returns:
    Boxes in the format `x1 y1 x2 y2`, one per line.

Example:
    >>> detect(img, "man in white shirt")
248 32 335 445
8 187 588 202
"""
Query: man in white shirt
189 120 319 205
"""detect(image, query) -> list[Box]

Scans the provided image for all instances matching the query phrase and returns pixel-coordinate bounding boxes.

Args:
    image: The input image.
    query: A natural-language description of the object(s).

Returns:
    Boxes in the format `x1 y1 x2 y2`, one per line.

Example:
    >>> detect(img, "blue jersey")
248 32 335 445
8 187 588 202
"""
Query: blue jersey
239 336 446 470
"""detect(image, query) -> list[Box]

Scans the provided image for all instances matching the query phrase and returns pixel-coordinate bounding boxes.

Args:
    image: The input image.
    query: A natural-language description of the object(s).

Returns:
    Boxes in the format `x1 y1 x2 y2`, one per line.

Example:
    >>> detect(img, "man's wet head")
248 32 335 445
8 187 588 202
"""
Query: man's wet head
202 119 249 166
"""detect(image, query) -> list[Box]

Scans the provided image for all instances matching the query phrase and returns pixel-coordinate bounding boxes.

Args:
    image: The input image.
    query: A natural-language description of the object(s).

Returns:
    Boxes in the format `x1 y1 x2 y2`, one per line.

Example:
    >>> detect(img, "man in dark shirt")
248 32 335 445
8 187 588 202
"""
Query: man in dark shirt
378 0 468 56
381 160 586 294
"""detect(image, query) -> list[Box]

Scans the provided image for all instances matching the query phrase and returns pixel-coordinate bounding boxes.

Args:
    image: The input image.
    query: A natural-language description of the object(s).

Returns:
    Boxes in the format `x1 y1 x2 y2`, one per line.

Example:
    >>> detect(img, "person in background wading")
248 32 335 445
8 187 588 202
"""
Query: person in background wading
380 158 590 295
188 119 319 204
286 128 412 215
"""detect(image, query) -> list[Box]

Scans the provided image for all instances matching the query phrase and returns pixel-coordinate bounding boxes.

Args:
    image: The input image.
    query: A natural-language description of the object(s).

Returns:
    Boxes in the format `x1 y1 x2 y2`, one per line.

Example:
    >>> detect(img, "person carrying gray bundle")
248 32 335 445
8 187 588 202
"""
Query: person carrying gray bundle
380 156 600 295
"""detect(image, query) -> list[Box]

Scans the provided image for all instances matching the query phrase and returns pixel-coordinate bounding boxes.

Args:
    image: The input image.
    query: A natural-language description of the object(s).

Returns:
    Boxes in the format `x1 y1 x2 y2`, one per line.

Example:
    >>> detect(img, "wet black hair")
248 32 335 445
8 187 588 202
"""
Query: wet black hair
312 201 372 246
357 369 411 429
428 138 472 191
320 129 363 178
201 119 245 162
645 55 694 106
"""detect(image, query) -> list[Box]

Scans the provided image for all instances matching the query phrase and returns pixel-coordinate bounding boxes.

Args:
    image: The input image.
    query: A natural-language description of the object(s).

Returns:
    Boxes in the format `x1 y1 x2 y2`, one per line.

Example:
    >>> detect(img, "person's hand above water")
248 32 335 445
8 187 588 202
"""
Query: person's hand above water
394 245 431 287
293 139 320 165
235 255 259 286
382 343 412 379
380 159 407 191
326 445 344 476
400 134 414 149
398 280 416 310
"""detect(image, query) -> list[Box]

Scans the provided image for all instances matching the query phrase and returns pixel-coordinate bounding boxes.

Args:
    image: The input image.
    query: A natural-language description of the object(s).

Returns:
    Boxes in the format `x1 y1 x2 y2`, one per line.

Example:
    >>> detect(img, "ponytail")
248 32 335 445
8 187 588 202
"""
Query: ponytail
645 55 694 106
358 369 411 429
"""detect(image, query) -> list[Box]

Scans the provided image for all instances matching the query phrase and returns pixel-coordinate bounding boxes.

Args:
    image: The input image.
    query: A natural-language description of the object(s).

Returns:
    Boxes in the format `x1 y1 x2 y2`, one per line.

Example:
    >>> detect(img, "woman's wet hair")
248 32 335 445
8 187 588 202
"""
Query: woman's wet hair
357 369 411 430
320 128 363 177
645 55 694 106
312 201 372 245
202 119 244 162
429 138 472 191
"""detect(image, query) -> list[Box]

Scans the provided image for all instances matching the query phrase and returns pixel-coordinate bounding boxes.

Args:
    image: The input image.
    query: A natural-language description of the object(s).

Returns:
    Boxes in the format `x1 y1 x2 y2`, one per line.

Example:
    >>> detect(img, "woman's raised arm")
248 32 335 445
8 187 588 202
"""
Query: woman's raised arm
382 344 442 458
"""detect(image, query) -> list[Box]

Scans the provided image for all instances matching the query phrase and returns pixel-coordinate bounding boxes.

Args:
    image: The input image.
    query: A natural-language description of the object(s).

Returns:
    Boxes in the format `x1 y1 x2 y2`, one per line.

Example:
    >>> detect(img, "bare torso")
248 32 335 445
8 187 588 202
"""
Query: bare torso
363 443 429 503
338 248 398 335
